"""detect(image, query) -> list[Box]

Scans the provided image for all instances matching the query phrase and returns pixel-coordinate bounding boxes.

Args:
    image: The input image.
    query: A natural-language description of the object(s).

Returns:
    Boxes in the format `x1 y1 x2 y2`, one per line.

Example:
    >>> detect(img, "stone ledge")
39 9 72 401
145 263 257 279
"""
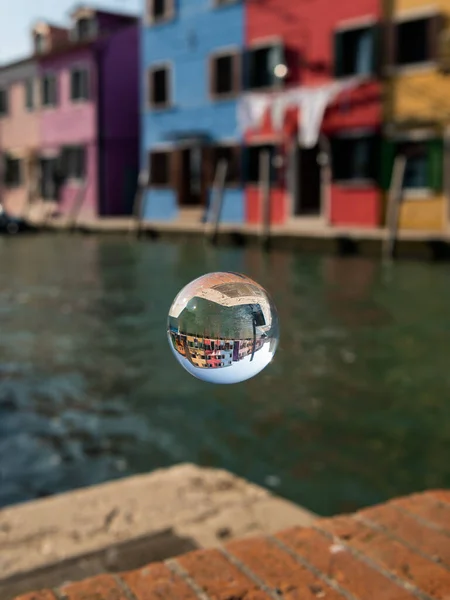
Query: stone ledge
11 489 450 600
0 463 316 596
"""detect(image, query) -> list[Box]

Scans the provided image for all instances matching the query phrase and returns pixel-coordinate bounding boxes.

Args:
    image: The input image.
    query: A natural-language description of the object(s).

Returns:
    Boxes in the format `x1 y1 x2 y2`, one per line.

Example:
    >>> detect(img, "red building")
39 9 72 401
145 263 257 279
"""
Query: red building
243 0 382 228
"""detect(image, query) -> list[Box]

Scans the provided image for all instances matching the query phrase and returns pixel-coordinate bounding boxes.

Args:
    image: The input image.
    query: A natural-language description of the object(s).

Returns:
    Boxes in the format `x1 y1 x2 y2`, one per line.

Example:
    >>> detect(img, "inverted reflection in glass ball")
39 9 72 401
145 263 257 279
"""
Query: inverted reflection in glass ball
167 272 279 384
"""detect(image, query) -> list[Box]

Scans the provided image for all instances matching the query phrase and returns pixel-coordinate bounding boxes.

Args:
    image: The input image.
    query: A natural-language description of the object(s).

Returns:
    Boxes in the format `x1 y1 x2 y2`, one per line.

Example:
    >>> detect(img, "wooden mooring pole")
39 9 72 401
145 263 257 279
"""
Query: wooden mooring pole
206 158 228 245
259 149 271 250
383 154 406 262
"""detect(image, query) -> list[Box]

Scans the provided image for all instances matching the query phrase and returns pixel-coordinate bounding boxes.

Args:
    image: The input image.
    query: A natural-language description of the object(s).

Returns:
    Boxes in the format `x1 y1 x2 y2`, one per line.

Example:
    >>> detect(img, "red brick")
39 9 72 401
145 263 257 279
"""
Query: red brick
120 563 198 600
177 547 272 600
226 535 346 600
393 494 450 534
277 526 415 600
59 574 128 600
12 593 57 600
318 516 450 599
360 503 450 567
428 491 450 505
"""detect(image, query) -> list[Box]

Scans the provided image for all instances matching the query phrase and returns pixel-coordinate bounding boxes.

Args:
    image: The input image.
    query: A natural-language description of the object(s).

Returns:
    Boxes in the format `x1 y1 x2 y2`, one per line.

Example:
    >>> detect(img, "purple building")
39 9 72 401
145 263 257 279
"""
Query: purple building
33 5 139 221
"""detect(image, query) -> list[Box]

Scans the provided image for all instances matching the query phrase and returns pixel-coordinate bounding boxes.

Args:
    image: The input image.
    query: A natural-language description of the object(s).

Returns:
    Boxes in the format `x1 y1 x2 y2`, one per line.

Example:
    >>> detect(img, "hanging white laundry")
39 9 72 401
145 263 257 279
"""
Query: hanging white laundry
237 95 270 133
297 78 360 148
270 91 296 132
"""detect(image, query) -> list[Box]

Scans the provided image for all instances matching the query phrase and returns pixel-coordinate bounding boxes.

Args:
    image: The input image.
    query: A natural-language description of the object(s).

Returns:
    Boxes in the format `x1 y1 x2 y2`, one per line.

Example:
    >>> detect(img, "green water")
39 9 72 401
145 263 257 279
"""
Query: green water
0 234 449 515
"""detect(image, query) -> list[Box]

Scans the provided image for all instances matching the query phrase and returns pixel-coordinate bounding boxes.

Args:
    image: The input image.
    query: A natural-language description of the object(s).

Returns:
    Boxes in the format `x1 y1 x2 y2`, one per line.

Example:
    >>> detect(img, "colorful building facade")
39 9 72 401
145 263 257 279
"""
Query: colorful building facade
141 0 245 224
0 58 40 217
0 5 139 221
244 0 383 228
141 0 384 229
384 0 450 231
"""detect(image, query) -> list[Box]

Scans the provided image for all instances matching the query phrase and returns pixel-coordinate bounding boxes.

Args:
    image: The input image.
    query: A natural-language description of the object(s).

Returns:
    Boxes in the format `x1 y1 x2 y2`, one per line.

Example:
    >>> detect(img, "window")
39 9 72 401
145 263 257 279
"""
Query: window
75 17 95 41
246 43 285 90
331 134 378 182
395 16 440 66
147 0 174 23
400 142 428 189
35 33 47 54
41 74 57 107
245 144 277 184
149 150 171 186
24 79 34 111
70 68 89 101
148 65 171 108
210 145 241 185
381 138 443 192
210 52 240 98
0 87 8 116
334 25 377 77
214 0 239 7
4 155 22 187
61 146 86 180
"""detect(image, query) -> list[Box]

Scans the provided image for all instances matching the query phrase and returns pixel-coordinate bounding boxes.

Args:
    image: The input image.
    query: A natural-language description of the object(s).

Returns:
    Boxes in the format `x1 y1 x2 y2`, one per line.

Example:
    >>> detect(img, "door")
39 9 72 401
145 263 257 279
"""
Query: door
294 144 321 215
173 145 209 207
39 158 59 201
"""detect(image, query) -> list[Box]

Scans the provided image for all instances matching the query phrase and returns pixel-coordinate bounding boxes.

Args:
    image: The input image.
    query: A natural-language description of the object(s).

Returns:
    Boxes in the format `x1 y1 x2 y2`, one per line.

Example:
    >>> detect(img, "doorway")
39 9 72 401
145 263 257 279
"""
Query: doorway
294 143 321 216
39 158 59 201
174 145 208 207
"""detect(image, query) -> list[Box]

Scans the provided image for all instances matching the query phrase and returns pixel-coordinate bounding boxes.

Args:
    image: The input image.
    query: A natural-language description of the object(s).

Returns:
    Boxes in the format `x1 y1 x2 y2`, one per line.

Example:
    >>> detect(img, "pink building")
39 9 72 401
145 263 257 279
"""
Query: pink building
35 6 139 221
0 58 40 217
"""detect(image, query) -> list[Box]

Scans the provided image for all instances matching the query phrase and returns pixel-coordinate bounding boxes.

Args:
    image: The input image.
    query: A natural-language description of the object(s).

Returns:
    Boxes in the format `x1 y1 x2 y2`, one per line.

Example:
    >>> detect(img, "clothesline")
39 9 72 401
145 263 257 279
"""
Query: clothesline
237 77 362 148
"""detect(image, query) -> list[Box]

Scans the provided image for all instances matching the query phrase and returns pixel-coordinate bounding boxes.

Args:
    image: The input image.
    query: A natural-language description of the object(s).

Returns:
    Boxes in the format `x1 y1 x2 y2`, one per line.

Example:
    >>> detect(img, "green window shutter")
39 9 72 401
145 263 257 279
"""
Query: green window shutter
380 138 396 191
333 31 344 77
427 138 443 192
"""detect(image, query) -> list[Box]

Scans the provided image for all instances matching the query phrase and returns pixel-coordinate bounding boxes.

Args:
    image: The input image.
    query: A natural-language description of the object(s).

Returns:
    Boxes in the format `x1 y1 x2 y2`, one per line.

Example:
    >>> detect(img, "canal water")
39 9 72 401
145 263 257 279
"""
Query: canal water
0 234 449 515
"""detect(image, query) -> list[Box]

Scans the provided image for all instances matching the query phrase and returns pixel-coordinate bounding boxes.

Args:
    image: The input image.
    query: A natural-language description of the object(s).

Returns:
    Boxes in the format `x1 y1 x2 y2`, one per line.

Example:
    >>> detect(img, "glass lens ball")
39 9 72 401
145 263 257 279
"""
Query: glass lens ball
167 272 279 384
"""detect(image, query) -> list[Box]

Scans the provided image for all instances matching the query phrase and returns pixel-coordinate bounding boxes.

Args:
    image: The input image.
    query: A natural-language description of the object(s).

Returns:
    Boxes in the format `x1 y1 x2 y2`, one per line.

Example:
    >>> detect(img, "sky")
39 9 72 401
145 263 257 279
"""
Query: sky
0 0 140 65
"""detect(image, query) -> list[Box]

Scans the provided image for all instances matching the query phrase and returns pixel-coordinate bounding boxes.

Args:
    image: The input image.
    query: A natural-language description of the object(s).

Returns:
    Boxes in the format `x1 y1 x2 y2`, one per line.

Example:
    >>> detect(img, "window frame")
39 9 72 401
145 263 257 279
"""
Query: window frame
394 134 436 198
145 0 175 25
0 86 9 117
24 78 35 111
3 154 23 188
148 147 173 188
245 36 286 92
209 47 241 100
147 62 173 110
61 145 87 182
70 65 90 102
333 16 378 78
390 7 443 73
209 142 242 187
212 0 240 7
72 16 97 42
34 32 48 55
244 141 278 186
330 129 379 186
41 72 58 108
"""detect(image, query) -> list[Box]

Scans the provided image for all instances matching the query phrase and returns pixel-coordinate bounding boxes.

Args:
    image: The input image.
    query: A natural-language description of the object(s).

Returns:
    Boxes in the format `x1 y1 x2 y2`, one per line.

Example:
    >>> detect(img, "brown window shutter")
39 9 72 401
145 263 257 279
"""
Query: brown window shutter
201 146 213 195
429 13 445 60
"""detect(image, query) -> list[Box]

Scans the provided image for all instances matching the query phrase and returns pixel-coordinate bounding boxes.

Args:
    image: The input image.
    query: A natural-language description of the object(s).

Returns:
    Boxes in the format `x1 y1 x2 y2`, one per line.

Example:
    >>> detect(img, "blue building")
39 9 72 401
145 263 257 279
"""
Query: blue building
141 0 245 224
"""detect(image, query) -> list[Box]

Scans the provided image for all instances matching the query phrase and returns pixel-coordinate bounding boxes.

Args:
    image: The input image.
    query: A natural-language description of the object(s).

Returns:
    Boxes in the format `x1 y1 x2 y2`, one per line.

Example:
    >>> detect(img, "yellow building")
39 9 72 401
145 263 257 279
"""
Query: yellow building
385 0 450 231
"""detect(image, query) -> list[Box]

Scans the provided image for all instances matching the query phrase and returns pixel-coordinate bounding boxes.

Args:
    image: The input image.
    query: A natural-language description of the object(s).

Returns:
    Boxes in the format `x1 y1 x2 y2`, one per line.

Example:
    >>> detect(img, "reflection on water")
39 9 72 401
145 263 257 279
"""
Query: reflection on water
0 235 449 515
167 272 279 384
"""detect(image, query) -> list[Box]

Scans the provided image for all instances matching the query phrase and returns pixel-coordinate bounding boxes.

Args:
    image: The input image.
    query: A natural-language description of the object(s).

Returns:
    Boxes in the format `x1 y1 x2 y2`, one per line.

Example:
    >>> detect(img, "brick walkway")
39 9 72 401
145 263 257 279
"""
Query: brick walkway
14 489 450 600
